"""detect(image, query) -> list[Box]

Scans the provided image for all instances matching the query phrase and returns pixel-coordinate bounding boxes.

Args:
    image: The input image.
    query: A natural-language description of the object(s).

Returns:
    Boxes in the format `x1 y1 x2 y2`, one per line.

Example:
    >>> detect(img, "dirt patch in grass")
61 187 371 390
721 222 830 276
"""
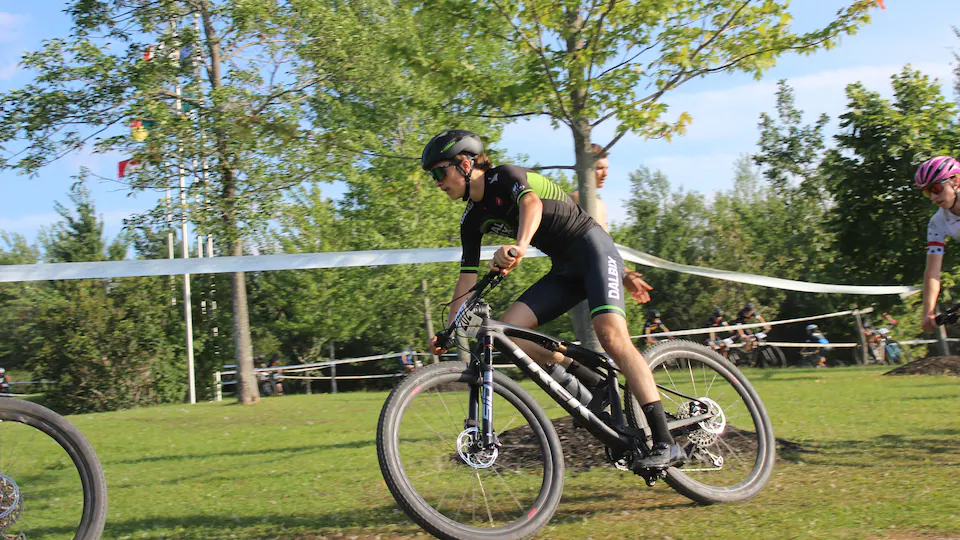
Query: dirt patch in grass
498 416 811 471
883 356 960 377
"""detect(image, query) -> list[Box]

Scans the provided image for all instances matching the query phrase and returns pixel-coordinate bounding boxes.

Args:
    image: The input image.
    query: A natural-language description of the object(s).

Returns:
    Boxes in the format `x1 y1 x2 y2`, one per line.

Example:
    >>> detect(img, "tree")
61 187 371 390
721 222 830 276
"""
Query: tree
0 0 461 403
399 0 878 348
0 233 43 371
823 66 960 286
29 184 185 412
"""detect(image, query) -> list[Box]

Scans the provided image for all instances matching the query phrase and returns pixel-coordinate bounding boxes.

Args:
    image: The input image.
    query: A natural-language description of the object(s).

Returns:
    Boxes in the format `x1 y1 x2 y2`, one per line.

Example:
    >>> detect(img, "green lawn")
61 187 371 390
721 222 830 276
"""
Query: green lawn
51 366 960 539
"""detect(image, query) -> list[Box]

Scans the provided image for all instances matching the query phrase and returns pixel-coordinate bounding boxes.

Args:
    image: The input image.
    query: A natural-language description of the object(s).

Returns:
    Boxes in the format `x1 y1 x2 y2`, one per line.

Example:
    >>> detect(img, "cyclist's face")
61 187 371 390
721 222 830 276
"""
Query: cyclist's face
431 161 465 199
927 175 959 209
595 157 609 189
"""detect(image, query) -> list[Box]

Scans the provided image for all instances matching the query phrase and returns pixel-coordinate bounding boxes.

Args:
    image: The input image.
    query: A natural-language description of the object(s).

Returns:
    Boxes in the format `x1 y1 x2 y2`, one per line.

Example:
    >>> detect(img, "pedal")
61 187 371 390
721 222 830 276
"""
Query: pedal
634 466 669 487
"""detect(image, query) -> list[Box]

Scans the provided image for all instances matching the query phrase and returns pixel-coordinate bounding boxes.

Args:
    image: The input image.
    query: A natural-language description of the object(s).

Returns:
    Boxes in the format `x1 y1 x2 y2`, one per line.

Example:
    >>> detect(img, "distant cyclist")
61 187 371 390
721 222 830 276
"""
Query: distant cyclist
803 324 830 368
731 302 772 352
704 307 733 358
915 156 960 332
641 309 670 348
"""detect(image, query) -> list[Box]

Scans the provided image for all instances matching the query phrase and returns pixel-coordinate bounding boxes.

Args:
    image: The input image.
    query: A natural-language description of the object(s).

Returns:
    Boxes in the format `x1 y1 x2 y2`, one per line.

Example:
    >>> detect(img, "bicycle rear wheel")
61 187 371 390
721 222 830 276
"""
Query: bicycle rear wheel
377 362 564 540
758 346 786 368
627 340 775 504
0 398 107 539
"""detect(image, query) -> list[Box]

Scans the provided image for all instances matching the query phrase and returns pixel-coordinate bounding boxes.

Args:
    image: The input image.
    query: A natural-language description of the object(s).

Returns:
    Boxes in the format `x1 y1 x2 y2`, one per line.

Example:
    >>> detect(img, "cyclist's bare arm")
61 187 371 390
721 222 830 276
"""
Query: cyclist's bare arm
757 315 772 332
446 272 479 328
491 193 542 273
923 252 943 332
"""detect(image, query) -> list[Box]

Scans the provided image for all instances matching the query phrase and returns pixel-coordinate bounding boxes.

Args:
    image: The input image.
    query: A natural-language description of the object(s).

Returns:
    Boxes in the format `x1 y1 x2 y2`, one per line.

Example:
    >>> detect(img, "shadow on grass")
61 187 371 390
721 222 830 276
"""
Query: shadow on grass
803 433 959 464
103 439 374 466
104 506 418 538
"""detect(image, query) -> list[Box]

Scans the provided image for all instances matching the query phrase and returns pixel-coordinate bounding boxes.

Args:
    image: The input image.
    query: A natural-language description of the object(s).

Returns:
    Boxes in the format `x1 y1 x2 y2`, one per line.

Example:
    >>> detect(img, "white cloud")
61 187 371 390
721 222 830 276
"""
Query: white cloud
0 13 28 43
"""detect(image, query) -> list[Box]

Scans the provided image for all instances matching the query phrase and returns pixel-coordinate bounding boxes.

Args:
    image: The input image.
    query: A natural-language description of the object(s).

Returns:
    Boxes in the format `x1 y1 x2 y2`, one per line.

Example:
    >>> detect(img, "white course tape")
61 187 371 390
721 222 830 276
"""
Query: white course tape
631 308 872 340
0 244 919 296
616 245 919 297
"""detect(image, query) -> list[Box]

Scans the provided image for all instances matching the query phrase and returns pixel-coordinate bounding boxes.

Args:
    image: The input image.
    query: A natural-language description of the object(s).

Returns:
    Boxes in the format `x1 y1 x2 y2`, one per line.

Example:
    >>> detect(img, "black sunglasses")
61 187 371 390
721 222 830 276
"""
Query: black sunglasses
429 163 457 182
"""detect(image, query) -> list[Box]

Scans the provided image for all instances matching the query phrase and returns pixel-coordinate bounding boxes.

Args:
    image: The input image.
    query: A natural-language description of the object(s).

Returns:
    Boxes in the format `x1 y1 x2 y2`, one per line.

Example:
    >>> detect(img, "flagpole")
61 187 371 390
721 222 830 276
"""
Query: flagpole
171 17 197 405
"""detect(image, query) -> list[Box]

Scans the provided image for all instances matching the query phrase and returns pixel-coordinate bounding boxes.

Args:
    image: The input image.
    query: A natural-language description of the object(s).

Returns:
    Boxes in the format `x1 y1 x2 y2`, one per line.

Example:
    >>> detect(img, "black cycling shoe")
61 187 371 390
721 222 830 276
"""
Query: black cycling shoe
633 442 686 471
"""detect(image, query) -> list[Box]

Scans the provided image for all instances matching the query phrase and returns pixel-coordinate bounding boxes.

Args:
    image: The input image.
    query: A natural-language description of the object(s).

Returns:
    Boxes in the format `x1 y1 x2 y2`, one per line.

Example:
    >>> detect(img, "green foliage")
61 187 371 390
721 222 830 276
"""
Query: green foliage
400 0 878 214
823 66 960 286
19 187 186 413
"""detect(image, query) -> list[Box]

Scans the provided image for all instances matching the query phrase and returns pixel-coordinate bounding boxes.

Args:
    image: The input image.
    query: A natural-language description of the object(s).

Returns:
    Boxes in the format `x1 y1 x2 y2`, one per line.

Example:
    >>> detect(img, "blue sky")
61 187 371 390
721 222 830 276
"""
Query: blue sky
2 1 960 244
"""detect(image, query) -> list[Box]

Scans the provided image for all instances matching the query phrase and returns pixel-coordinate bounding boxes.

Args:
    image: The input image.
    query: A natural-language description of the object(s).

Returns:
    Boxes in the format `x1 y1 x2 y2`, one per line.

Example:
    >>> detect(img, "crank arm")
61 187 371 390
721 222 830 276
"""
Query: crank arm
667 413 714 431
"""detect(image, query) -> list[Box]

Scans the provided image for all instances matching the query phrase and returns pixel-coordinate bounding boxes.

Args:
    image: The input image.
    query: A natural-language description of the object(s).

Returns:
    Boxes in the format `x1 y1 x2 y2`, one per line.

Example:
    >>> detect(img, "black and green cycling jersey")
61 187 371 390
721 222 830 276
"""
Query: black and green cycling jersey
458 165 598 273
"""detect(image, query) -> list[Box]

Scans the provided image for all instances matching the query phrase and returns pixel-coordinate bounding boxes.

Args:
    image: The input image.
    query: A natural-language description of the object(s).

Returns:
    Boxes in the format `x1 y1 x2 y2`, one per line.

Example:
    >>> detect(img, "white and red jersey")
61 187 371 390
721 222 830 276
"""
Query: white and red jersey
927 208 960 255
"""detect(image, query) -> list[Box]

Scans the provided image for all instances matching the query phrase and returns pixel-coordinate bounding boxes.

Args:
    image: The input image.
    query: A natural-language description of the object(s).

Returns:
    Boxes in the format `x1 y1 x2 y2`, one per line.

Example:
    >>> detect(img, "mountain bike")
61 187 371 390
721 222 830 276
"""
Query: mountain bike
873 328 911 364
726 332 787 368
0 398 108 539
376 270 775 539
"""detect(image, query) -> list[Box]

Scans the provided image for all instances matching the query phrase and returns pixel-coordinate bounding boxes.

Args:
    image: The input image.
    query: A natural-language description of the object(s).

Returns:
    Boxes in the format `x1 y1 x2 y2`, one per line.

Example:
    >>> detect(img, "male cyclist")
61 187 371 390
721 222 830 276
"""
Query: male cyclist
704 307 733 358
916 156 960 332
731 302 772 353
642 309 670 348
423 129 685 469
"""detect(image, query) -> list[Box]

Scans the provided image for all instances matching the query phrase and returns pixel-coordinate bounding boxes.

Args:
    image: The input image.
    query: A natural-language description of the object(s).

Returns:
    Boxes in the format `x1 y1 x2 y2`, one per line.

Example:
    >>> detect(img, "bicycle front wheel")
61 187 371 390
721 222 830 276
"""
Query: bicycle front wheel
0 398 107 539
627 340 775 504
377 362 564 540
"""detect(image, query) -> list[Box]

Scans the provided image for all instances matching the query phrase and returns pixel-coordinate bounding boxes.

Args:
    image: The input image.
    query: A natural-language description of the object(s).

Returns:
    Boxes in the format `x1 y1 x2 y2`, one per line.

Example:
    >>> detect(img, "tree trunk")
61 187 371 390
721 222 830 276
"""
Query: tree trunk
564 7 604 353
199 0 258 403
231 265 258 404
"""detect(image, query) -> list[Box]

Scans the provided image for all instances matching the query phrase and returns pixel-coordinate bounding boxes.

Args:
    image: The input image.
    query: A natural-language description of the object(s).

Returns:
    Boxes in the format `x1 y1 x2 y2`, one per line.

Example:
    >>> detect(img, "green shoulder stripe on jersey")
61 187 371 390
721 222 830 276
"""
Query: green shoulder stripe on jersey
590 305 626 318
524 172 567 202
517 188 534 200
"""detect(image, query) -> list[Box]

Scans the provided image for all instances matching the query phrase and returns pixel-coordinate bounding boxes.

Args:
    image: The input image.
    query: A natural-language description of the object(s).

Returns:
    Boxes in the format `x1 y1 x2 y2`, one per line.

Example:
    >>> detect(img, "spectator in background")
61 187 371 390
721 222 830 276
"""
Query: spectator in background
570 143 609 231
0 368 9 394
268 354 285 396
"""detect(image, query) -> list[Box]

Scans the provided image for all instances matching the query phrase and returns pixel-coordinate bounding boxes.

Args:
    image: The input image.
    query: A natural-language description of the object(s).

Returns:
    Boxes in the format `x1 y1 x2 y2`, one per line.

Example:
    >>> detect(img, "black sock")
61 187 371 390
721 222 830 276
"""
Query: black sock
566 362 604 389
641 401 675 445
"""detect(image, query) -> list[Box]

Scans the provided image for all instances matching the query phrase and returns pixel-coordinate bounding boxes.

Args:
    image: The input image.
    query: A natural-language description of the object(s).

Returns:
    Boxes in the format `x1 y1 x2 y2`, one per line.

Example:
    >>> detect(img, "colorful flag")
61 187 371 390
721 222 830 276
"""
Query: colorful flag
143 46 155 61
130 120 149 142
118 159 141 178
876 0 885 8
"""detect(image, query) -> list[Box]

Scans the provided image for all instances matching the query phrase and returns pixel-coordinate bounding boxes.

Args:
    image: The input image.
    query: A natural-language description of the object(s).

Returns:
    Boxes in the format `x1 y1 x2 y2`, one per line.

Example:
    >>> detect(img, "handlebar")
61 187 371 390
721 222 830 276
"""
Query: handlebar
435 248 517 348
935 304 960 326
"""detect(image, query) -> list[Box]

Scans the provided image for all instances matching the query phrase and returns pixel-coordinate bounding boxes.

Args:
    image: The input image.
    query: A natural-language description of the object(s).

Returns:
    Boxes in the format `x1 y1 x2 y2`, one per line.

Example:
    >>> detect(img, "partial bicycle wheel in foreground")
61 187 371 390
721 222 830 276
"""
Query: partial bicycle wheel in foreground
0 398 108 539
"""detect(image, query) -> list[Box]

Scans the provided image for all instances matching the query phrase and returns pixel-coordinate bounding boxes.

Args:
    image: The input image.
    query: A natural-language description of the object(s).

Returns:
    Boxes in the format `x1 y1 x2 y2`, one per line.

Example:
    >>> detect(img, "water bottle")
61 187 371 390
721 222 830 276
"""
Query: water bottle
544 364 594 404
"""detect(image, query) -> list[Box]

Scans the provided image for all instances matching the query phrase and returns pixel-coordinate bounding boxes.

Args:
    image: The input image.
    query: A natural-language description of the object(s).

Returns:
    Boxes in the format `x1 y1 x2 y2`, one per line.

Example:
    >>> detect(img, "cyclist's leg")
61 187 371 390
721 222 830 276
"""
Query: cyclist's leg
503 269 584 366
580 228 682 465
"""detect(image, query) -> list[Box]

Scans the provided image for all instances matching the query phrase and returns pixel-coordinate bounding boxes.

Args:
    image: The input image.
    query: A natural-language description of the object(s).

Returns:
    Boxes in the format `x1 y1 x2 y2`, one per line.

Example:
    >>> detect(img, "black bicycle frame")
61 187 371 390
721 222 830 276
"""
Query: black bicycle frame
461 313 715 455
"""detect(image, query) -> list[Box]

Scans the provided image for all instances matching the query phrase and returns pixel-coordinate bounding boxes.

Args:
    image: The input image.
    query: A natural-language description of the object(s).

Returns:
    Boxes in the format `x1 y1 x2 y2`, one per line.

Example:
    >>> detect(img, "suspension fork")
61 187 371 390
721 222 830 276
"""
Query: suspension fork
480 332 496 447
464 332 497 448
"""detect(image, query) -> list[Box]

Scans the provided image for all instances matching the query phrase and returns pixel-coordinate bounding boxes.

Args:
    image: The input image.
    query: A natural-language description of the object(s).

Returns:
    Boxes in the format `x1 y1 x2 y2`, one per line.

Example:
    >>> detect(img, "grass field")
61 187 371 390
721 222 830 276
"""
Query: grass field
40 366 960 539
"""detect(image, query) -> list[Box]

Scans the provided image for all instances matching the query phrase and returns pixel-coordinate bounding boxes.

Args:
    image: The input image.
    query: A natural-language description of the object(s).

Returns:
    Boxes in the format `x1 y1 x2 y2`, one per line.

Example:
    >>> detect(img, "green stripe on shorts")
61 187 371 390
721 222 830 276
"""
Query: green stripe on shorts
590 305 626 318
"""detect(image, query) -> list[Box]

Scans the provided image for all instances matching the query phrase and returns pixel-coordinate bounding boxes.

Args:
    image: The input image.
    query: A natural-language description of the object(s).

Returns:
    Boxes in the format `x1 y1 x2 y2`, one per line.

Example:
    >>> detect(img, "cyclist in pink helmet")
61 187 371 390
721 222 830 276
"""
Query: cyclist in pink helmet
916 156 960 331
